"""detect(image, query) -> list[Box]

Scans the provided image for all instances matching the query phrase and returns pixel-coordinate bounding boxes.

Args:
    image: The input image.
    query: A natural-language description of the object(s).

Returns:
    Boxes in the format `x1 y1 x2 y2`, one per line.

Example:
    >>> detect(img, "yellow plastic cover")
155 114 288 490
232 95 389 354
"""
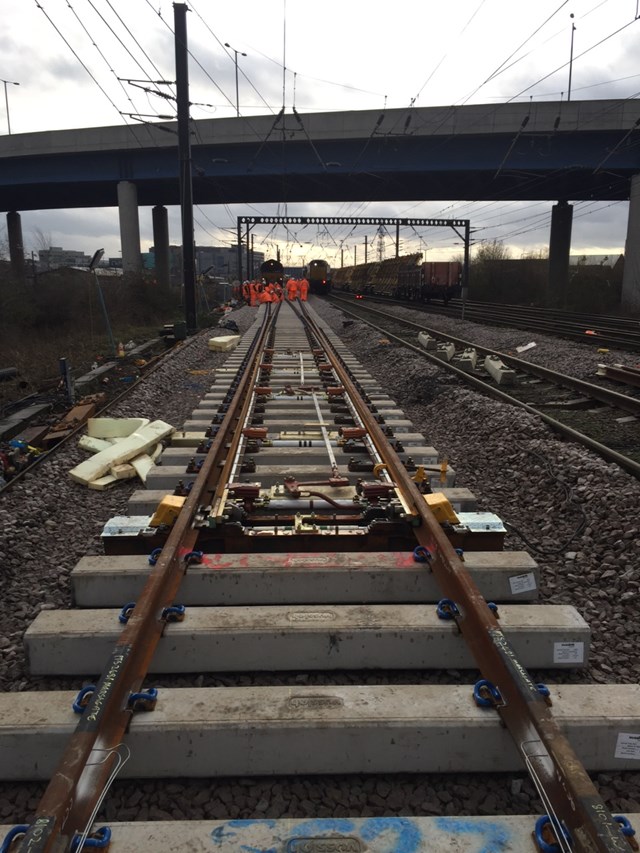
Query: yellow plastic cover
423 492 459 524
150 494 186 527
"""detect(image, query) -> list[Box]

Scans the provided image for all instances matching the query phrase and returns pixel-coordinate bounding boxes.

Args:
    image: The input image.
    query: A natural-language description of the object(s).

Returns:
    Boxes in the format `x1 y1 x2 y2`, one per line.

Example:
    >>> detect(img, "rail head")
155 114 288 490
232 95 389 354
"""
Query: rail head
298 301 631 853
15 309 276 853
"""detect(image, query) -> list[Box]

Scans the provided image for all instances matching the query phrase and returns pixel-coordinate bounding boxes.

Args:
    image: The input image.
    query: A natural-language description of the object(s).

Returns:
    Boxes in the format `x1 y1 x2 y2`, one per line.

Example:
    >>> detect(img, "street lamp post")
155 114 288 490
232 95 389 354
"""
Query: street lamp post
1 79 19 134
224 43 246 117
567 14 576 102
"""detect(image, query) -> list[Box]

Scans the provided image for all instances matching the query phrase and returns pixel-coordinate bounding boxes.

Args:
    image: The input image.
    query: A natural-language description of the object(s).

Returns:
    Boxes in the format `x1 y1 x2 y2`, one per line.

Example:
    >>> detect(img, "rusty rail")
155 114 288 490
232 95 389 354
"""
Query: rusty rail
299 302 629 853
330 295 640 418
16 308 275 852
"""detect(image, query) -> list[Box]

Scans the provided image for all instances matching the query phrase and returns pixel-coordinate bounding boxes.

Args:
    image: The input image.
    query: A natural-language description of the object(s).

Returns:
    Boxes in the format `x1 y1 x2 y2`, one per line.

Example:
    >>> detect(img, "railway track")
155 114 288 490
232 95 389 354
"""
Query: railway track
2 300 640 852
329 294 640 476
338 294 640 351
0 335 182 495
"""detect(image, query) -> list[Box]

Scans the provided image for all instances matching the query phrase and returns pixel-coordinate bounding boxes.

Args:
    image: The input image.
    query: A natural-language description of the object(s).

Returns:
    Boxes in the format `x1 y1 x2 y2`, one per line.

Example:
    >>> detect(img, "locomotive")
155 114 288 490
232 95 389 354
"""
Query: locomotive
259 259 285 285
304 259 332 295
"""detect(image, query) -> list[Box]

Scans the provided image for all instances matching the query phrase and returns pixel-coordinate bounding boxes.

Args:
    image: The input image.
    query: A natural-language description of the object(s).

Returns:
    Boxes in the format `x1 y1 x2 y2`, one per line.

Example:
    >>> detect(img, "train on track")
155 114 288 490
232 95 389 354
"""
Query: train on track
259 258 285 285
304 259 332 295
333 255 462 305
395 260 462 305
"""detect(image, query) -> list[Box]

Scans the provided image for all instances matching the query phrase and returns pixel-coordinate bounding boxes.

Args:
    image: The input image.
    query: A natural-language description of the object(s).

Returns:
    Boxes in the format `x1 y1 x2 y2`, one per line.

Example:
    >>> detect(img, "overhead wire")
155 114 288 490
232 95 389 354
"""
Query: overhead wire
458 0 571 105
141 0 237 117
364 2 635 254
506 16 640 103
40 1 637 262
188 0 276 116
64 0 154 136
33 0 145 139
408 0 488 106
76 4 176 135
169 3 636 255
141 0 281 238
100 0 175 100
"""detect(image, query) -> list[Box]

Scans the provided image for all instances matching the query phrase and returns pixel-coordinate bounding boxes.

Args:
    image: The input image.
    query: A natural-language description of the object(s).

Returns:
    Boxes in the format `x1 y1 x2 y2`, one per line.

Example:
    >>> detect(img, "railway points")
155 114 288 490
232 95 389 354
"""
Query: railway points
2 298 640 853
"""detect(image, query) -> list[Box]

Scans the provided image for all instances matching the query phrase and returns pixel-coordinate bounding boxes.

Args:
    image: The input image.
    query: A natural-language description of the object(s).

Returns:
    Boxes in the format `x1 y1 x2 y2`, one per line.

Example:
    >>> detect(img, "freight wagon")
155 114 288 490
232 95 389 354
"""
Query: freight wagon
395 261 462 304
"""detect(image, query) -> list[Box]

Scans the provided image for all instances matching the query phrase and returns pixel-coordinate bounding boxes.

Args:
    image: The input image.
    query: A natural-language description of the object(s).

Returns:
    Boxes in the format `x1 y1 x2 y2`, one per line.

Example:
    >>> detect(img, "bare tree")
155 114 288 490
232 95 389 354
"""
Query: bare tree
474 239 511 263
32 227 53 253
521 247 549 260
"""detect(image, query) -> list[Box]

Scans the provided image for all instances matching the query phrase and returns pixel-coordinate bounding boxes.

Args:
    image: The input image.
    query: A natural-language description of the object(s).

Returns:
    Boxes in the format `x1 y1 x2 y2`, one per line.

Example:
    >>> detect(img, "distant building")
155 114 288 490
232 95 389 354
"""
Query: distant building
283 266 305 279
194 245 265 279
38 246 93 270
149 244 265 281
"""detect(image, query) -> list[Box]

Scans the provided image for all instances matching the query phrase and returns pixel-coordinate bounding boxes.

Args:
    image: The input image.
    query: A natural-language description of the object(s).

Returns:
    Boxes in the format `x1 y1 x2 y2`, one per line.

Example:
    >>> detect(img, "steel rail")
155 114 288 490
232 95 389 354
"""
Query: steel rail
16 308 275 853
599 364 640 389
210 302 281 521
0 337 195 498
345 294 640 350
330 295 640 417
332 302 640 480
300 304 630 853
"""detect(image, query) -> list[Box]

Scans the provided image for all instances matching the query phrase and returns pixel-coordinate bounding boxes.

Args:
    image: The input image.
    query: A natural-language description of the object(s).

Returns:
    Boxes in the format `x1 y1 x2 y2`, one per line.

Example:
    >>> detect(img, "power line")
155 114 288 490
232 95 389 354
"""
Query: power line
188 0 276 116
507 16 639 103
34 0 140 134
64 0 174 145
409 0 488 105
459 0 570 105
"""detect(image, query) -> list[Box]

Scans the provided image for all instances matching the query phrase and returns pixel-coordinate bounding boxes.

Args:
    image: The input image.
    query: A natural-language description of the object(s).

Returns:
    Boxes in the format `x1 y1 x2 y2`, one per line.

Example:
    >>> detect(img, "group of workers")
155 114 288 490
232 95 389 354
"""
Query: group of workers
241 276 309 307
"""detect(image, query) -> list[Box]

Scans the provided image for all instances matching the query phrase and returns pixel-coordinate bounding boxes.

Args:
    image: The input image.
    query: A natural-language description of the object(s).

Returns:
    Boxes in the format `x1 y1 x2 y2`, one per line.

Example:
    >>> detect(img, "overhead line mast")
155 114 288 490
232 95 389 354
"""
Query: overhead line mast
174 1 197 335
236 216 471 306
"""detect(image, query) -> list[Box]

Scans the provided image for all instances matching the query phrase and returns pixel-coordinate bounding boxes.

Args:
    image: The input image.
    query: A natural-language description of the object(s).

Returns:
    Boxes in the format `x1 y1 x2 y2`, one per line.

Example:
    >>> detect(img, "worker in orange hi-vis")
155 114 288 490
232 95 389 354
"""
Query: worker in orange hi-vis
274 283 284 302
249 281 258 306
242 281 251 304
299 277 309 301
286 277 298 301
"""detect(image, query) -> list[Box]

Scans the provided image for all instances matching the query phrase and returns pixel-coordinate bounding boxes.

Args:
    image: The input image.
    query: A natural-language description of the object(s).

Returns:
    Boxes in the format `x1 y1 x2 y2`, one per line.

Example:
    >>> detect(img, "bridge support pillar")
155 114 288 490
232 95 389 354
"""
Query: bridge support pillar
6 211 25 282
117 181 142 274
622 173 640 313
548 200 573 307
152 205 170 288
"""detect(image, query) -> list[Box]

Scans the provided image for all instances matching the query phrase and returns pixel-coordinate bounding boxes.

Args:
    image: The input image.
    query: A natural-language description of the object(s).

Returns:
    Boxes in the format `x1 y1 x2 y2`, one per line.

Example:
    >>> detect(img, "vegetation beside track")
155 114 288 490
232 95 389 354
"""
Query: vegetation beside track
0 266 224 410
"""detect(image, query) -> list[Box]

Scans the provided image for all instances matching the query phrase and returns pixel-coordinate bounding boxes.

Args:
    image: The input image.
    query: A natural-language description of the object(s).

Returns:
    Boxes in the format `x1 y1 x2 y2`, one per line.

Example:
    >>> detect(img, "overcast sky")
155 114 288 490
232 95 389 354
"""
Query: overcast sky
1 0 639 265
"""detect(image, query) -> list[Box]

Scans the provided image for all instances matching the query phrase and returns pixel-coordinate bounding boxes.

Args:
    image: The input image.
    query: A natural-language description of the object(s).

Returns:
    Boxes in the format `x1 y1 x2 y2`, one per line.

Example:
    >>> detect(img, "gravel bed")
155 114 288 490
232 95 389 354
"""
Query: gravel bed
344 297 640 388
1 298 640 829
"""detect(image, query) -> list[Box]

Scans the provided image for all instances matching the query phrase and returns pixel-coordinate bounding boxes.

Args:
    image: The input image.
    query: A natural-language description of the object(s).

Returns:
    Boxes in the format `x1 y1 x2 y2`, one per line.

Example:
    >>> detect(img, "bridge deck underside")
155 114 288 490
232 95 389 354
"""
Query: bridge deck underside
0 130 635 210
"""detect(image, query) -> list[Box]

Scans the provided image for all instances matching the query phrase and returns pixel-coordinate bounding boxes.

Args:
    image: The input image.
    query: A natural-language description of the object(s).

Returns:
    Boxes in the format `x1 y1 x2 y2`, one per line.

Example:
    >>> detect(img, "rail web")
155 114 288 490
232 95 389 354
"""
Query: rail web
14 300 630 853
295 301 629 853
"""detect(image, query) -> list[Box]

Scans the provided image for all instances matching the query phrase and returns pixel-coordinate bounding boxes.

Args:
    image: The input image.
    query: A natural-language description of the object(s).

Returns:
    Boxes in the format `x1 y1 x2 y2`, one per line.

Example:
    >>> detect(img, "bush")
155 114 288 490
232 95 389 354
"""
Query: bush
566 272 621 313
0 267 184 398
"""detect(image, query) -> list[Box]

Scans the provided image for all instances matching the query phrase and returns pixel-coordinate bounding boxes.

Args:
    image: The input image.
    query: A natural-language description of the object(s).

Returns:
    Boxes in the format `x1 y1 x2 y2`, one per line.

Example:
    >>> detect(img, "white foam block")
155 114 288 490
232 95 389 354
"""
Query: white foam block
69 421 174 486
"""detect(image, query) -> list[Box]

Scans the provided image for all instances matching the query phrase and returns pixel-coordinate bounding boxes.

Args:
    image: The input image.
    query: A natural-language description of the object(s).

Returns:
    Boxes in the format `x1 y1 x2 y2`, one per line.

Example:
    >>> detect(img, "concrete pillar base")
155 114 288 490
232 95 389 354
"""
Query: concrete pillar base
622 173 640 313
6 211 25 281
548 200 573 307
117 180 142 274
152 204 170 287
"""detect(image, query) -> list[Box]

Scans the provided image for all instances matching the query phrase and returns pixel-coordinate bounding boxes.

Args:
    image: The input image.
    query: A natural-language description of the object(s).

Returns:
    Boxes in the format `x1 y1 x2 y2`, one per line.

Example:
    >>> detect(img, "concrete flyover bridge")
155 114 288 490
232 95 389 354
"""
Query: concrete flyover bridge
0 99 638 308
